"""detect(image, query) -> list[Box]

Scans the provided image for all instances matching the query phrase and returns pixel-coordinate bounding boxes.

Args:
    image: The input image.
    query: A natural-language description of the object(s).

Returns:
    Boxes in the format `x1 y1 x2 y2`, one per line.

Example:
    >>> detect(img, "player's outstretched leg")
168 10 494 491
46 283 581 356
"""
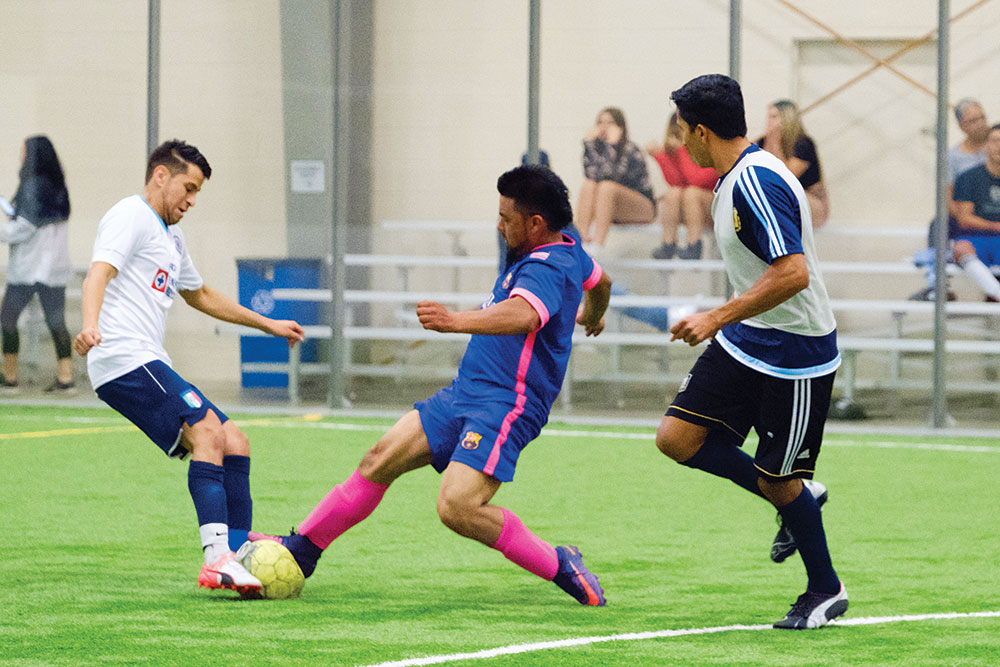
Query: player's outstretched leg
250 469 388 578
198 550 261 595
552 546 606 606
771 479 828 563
773 582 848 629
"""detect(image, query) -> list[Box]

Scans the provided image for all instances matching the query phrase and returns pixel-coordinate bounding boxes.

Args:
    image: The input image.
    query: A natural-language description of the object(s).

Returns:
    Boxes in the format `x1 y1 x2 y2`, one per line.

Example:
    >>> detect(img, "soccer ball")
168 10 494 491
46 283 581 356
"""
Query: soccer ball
236 540 305 599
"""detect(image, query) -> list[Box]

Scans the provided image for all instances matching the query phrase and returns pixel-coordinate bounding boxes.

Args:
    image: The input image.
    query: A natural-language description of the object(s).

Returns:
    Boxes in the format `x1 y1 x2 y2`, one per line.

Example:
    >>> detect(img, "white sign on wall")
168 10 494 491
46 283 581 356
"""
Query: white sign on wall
290 160 326 193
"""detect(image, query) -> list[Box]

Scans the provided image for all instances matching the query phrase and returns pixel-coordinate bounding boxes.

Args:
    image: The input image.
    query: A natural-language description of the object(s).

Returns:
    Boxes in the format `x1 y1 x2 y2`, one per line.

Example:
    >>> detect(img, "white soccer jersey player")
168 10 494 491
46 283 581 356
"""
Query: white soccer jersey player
711 144 839 379
85 195 204 388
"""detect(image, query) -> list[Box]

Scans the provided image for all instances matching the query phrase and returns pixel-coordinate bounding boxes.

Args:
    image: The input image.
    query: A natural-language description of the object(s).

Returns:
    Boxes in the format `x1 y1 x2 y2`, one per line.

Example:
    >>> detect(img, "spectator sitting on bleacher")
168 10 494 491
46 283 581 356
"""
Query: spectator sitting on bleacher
952 122 1000 302
647 111 716 260
576 107 655 249
910 98 990 301
755 99 829 229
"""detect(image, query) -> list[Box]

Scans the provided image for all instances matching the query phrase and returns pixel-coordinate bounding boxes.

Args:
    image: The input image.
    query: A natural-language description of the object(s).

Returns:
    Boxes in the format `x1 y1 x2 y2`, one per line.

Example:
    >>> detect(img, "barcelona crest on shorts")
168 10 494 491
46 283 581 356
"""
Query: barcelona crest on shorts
461 431 483 450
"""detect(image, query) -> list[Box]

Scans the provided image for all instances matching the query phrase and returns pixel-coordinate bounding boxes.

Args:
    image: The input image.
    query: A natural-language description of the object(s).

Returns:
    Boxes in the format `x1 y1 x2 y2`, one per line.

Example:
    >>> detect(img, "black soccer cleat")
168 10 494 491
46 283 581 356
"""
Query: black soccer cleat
771 479 828 563
248 528 322 578
773 582 848 629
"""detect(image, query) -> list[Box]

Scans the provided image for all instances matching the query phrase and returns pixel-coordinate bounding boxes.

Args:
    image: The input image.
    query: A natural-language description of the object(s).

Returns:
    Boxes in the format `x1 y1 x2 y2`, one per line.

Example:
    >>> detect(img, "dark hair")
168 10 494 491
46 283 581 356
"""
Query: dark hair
991 122 1000 133
12 135 70 225
670 74 747 140
145 139 212 183
600 106 630 151
497 165 573 231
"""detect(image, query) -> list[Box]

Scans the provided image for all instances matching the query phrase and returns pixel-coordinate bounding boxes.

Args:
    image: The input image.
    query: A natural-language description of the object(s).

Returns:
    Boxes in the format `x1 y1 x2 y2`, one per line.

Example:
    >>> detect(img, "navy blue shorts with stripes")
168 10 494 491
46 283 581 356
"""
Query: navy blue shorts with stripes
666 340 836 480
96 360 228 460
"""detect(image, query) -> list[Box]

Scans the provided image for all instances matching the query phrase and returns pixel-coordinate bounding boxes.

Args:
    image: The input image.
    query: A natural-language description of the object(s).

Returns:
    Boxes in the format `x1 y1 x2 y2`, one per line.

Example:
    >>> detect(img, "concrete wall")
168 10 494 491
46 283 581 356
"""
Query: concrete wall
2 0 999 387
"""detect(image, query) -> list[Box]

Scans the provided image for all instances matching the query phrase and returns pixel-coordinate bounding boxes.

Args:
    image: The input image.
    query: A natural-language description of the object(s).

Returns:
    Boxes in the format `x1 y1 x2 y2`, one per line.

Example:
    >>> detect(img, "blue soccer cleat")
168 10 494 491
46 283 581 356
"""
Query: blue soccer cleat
552 545 606 606
248 528 322 578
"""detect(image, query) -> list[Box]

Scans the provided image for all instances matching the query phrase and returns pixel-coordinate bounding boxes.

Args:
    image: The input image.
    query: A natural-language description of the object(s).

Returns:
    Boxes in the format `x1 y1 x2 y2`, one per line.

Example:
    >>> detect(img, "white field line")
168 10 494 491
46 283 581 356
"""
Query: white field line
16 416 1000 454
238 421 1000 454
358 610 1000 667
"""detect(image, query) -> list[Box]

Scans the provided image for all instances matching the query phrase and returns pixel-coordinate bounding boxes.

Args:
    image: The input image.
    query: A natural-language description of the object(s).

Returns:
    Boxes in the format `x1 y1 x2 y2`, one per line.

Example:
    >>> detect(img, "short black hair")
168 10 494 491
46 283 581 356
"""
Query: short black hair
145 139 212 183
670 74 747 140
496 165 573 231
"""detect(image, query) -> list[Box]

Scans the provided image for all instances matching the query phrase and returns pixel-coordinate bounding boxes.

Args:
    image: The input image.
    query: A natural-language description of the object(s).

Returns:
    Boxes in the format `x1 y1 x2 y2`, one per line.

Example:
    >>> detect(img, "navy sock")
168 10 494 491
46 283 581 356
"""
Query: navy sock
223 455 252 551
188 460 228 526
778 486 840 594
682 436 764 498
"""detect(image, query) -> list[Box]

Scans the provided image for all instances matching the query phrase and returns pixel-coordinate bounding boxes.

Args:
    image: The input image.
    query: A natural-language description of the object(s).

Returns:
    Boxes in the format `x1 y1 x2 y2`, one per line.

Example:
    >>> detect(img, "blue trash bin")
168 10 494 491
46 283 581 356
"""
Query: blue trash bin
236 258 322 389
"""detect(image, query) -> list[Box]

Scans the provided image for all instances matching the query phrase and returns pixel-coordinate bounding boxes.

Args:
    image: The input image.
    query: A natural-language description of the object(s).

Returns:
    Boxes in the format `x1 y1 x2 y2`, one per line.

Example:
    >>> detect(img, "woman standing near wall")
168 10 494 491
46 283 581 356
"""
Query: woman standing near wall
0 135 74 394
756 100 830 229
576 107 656 248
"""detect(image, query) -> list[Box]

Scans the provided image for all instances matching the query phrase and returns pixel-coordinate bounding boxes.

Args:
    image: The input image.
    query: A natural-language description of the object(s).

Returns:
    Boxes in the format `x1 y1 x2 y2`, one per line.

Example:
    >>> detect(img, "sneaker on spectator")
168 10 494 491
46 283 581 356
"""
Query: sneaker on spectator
908 286 956 302
652 243 676 260
44 379 77 395
677 239 703 260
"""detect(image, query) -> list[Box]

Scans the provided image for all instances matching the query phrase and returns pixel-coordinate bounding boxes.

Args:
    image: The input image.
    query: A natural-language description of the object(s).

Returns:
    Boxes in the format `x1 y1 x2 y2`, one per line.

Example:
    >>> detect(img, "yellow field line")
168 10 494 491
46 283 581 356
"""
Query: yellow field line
0 413 324 442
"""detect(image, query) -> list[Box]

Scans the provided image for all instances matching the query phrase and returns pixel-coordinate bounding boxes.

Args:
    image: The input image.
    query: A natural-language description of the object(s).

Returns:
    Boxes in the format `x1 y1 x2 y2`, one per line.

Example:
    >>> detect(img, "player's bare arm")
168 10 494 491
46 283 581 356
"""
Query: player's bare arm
577 271 612 337
417 296 540 335
180 284 305 345
670 253 809 346
74 261 118 356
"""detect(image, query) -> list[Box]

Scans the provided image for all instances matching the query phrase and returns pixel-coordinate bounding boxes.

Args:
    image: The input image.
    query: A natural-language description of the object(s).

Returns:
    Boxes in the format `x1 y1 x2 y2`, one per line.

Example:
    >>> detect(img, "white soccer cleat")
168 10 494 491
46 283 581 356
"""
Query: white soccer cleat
198 550 261 595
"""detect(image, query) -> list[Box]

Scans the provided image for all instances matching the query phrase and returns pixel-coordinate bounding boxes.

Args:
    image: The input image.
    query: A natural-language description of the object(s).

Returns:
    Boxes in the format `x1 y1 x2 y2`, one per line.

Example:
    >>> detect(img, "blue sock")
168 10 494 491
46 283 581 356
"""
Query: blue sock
682 436 764 498
778 486 840 594
188 460 228 526
223 455 252 551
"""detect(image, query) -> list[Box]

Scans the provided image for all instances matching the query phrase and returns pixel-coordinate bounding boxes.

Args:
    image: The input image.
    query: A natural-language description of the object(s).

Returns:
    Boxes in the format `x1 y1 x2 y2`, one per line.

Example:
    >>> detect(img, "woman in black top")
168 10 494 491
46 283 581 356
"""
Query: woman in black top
756 99 830 228
576 107 655 247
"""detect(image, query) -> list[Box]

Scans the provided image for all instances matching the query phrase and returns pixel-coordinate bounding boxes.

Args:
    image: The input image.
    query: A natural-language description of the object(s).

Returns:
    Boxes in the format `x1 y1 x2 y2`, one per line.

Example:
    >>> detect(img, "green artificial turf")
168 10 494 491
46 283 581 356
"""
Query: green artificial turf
1 405 998 665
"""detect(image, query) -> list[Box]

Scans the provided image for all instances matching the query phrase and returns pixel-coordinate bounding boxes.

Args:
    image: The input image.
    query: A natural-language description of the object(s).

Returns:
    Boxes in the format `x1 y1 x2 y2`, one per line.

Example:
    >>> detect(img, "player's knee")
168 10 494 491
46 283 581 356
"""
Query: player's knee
188 424 227 461
225 426 250 457
435 488 474 537
358 437 395 480
655 424 685 462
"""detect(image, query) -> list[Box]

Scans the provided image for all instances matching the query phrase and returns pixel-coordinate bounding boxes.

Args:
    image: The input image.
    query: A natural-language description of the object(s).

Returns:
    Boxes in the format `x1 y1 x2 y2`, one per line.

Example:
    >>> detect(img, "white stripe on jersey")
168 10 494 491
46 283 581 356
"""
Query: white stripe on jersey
747 167 788 255
736 168 783 257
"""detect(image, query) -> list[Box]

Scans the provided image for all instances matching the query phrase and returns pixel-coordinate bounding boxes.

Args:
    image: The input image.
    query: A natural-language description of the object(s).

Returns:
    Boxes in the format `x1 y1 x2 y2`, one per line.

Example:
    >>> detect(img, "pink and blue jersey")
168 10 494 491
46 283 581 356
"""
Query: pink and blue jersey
416 230 602 482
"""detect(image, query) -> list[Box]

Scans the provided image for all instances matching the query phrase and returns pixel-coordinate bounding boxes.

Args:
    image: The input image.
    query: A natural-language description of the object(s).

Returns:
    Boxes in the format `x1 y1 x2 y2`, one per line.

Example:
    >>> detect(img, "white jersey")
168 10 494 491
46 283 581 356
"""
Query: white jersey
86 195 203 389
711 145 839 378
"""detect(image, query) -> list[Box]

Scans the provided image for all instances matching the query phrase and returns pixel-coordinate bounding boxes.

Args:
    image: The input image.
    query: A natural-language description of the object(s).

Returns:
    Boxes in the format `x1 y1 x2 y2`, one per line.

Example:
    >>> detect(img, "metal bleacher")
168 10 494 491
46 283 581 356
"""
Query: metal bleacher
223 220 1000 409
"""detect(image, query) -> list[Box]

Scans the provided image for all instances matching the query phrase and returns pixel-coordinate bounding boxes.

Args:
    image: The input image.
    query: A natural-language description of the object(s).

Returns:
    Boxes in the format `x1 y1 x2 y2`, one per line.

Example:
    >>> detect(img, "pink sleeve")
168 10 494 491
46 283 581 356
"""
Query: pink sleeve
582 261 602 291
509 287 550 329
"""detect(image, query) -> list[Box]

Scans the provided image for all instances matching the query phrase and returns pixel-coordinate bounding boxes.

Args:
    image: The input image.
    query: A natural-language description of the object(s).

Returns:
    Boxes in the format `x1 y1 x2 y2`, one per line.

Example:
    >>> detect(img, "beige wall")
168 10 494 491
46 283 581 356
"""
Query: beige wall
3 0 1000 387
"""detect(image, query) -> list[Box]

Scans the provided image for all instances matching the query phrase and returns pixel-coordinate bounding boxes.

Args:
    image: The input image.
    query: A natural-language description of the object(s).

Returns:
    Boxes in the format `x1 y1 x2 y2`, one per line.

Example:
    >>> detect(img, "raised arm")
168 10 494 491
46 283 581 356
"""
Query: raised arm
179 284 305 345
74 261 118 356
417 295 540 335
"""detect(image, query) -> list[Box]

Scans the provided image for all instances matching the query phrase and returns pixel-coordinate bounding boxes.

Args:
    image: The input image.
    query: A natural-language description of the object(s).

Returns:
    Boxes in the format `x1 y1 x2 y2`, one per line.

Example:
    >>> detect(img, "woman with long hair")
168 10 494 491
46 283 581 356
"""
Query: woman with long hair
0 135 74 393
647 111 718 259
576 107 656 247
756 100 830 228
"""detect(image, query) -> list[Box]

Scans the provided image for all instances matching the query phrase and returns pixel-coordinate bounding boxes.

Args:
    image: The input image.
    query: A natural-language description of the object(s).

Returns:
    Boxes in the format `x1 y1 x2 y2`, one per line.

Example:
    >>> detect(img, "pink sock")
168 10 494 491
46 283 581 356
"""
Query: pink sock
298 469 388 549
491 507 559 581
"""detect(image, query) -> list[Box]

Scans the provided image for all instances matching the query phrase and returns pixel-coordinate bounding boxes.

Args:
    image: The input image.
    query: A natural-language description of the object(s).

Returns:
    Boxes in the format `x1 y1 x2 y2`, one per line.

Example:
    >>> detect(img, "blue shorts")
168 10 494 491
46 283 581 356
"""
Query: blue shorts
96 360 228 459
956 234 1000 266
414 383 541 483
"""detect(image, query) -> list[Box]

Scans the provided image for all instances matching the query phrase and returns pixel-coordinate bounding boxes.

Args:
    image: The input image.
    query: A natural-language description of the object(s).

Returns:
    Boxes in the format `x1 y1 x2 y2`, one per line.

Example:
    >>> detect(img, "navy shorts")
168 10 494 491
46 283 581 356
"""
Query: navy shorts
414 383 541 483
96 360 228 459
667 341 835 480
956 234 1000 266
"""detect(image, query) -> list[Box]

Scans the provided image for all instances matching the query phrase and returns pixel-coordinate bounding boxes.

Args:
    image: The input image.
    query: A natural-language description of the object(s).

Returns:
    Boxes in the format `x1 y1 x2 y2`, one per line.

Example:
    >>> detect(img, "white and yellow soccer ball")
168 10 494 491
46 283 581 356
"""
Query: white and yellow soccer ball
236 540 305 599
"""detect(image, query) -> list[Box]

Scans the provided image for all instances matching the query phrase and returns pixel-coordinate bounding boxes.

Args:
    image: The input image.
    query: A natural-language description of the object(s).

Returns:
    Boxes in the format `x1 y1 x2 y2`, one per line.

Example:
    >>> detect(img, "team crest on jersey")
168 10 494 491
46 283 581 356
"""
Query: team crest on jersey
460 431 483 450
502 272 513 289
173 234 183 254
180 389 203 409
678 373 692 393
732 208 742 232
151 269 169 292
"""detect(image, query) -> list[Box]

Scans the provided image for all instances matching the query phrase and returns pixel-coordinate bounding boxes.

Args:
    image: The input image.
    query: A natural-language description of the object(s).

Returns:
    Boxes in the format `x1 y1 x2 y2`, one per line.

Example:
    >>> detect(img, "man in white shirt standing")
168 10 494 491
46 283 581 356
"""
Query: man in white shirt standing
74 140 305 596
